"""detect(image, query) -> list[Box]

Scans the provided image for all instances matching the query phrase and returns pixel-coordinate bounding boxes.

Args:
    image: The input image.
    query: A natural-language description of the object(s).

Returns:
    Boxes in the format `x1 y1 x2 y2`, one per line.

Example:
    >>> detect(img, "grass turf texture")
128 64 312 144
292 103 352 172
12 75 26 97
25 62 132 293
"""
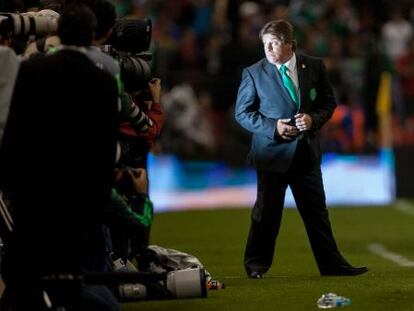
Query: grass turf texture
122 203 414 311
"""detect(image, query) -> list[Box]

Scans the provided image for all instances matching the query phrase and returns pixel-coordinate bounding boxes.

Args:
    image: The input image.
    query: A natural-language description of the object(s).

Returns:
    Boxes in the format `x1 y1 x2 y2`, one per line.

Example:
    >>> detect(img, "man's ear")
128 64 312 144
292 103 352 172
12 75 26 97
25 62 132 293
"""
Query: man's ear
101 29 112 44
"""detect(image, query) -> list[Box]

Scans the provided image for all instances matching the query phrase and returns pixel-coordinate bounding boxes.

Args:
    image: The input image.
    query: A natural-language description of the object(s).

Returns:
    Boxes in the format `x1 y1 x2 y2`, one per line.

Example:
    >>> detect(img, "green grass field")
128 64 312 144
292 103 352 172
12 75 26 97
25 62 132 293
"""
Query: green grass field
122 201 414 311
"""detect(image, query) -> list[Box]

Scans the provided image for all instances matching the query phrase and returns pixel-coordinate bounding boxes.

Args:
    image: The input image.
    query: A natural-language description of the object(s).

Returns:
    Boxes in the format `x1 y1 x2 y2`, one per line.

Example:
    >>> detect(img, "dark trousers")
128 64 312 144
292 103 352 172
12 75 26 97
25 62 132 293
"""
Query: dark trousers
244 139 349 274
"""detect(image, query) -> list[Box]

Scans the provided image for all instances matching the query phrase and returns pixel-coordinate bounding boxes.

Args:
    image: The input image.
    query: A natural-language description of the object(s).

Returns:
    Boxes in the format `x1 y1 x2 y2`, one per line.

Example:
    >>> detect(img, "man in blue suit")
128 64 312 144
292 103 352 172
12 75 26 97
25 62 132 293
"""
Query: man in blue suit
235 19 368 278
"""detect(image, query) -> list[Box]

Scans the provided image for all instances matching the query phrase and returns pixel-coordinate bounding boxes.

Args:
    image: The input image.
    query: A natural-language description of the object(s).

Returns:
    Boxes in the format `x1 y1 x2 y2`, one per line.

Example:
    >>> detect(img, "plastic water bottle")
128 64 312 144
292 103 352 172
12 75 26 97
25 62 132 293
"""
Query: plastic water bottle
317 293 351 308
207 280 225 290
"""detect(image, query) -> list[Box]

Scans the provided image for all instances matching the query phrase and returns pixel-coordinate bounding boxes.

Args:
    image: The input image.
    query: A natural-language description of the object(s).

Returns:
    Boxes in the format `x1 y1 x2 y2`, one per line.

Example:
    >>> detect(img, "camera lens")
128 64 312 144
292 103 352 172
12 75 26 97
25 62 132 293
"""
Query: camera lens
119 55 151 93
119 283 147 300
2 13 58 37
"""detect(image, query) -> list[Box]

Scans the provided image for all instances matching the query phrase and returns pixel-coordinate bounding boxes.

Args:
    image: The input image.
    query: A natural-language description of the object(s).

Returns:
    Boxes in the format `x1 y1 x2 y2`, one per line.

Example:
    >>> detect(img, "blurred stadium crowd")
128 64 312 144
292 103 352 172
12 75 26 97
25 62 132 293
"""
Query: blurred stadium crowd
112 0 414 162
3 0 414 163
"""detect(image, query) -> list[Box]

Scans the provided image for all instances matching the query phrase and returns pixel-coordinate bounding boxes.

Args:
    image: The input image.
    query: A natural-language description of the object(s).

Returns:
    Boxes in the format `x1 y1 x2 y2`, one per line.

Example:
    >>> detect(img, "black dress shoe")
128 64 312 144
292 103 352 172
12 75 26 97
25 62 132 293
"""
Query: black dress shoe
321 265 368 276
248 271 264 279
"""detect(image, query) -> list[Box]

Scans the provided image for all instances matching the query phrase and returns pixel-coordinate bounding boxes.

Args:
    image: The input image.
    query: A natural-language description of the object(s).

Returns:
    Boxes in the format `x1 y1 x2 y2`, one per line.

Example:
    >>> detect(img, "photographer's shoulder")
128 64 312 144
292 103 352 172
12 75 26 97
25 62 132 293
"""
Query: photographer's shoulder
86 45 120 77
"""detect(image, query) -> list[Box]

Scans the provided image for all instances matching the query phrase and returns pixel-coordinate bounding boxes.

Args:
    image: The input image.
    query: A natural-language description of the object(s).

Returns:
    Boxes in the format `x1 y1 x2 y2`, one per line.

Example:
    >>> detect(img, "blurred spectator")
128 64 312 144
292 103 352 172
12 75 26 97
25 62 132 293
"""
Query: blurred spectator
381 9 413 62
160 83 216 159
321 93 365 153
395 38 414 120
238 1 264 44
192 0 213 36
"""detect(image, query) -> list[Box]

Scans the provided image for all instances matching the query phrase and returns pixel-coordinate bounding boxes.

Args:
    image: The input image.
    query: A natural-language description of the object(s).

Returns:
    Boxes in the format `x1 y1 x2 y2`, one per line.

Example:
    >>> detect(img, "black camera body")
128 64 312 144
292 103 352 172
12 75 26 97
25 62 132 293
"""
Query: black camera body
103 18 153 94
118 136 149 169
108 18 151 54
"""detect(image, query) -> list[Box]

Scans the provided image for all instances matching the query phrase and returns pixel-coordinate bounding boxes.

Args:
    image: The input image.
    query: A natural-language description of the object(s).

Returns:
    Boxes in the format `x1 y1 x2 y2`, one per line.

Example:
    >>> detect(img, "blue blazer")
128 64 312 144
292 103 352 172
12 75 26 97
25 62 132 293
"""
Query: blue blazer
235 54 336 172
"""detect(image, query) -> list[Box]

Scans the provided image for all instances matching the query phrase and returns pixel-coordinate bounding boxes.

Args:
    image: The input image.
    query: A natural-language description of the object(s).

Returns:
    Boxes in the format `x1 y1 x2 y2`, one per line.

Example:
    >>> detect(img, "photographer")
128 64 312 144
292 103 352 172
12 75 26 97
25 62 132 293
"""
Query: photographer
74 0 163 257
103 167 153 265
120 78 163 143
0 4 119 309
64 0 159 138
101 14 164 169
118 76 164 169
19 0 157 136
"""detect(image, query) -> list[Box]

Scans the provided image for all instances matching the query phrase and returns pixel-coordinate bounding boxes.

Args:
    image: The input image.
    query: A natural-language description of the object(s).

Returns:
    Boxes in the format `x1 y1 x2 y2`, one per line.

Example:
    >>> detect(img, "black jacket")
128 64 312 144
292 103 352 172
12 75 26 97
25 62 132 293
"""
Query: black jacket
0 49 119 305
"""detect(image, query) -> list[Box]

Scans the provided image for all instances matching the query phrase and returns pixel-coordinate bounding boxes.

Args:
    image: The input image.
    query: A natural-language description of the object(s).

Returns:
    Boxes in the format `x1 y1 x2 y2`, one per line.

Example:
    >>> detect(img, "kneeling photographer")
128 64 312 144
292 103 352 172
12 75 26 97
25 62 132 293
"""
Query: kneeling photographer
103 167 153 266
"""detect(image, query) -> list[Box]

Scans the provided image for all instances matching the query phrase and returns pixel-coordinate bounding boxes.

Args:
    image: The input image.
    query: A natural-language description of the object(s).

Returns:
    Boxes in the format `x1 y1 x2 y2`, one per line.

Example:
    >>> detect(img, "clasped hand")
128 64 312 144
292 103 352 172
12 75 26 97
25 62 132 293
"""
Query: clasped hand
277 113 313 140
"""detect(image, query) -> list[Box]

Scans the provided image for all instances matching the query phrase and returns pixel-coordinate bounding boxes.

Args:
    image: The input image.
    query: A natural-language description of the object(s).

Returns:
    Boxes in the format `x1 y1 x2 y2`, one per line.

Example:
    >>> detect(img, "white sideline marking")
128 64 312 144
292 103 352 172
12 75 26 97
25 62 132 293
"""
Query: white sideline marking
368 243 414 267
393 200 414 216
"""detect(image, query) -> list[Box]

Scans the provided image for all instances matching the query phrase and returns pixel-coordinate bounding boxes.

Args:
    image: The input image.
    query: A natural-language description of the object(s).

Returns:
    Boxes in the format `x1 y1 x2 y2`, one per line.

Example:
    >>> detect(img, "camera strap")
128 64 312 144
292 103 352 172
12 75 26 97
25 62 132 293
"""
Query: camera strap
0 191 13 232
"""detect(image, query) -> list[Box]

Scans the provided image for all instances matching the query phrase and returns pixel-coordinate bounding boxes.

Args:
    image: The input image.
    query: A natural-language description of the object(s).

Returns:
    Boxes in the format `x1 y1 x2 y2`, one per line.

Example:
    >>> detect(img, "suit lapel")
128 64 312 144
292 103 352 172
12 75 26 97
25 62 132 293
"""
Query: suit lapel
262 59 296 109
296 54 309 111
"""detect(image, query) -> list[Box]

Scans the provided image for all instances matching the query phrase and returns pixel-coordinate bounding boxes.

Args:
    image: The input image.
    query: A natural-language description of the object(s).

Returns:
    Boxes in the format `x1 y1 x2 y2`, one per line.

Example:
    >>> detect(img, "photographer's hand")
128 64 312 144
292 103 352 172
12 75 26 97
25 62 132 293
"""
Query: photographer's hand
127 168 148 195
148 78 161 103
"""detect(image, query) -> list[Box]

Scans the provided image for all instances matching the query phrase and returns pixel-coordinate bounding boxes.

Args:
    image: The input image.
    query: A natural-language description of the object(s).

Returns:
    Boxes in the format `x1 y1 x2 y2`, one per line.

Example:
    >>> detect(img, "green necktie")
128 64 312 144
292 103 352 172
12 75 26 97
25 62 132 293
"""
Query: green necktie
279 64 299 107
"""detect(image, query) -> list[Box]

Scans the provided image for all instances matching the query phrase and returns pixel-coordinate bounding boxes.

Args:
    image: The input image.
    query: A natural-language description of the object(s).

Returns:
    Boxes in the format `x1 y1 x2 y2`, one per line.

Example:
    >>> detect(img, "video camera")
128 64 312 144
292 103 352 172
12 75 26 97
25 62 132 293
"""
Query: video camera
0 11 58 38
103 17 152 94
